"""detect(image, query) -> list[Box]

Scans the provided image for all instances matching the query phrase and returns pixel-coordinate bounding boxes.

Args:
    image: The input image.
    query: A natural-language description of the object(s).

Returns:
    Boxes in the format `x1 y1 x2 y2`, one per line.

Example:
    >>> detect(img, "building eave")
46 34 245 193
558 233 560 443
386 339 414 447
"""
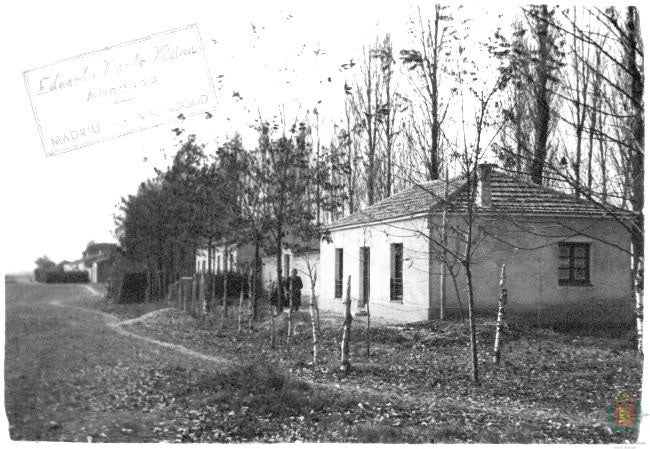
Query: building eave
326 209 629 235
326 212 429 233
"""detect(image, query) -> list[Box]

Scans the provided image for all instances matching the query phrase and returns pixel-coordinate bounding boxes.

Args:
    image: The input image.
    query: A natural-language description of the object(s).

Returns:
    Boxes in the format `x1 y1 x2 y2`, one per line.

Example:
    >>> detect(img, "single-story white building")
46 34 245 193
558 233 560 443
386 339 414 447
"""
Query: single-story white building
195 237 319 297
195 242 255 274
319 164 634 325
261 247 320 294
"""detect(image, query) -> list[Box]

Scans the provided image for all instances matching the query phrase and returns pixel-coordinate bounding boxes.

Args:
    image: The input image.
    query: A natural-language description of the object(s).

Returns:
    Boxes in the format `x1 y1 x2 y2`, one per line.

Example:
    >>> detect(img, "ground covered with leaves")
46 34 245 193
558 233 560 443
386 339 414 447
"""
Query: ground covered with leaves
118 298 642 443
5 278 642 443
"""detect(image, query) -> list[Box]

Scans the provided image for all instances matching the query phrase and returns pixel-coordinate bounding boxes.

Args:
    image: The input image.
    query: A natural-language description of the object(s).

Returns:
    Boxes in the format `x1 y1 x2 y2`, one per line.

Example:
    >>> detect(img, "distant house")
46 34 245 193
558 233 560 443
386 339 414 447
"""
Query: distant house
61 259 87 273
195 242 255 274
195 237 319 296
60 260 76 272
261 245 320 292
82 242 119 283
90 258 113 283
83 242 118 260
320 164 633 325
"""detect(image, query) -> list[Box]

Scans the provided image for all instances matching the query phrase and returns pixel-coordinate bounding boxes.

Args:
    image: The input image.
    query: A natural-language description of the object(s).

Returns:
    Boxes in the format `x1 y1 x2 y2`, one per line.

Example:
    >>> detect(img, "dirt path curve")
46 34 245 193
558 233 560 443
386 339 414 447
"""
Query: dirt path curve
49 285 233 367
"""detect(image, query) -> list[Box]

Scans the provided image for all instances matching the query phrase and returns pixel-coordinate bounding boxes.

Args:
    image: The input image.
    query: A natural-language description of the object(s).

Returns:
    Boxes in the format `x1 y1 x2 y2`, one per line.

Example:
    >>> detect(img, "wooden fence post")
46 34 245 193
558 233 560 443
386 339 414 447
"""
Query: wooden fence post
200 272 205 317
248 267 255 334
340 275 352 373
191 274 195 317
238 269 246 335
493 265 507 364
221 271 228 331
309 275 319 371
145 271 151 303
181 279 186 312
177 280 181 310
211 274 217 318
270 284 276 349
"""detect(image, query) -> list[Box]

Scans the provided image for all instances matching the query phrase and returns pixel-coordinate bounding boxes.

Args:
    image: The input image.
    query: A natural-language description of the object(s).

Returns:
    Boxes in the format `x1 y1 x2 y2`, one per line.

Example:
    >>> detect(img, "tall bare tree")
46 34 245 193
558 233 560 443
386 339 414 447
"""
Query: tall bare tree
401 5 456 181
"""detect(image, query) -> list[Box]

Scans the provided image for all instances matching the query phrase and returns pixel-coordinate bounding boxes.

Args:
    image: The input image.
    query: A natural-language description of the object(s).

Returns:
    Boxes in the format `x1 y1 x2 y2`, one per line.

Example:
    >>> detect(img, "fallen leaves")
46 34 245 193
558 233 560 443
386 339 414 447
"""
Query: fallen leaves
7 282 643 443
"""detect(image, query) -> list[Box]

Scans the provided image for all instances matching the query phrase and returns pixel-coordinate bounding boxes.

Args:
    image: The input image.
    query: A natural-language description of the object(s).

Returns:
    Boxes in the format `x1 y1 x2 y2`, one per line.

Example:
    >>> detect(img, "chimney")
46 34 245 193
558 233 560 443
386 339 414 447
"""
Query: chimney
476 163 494 208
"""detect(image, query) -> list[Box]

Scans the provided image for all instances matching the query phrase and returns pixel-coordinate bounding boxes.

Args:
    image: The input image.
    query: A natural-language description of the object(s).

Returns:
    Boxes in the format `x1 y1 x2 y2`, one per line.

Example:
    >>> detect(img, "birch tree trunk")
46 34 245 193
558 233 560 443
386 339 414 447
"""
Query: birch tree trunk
287 276 294 344
314 293 321 334
625 6 644 356
493 265 507 364
340 275 352 373
634 260 643 355
464 261 479 383
365 297 370 357
309 274 319 370
269 289 276 350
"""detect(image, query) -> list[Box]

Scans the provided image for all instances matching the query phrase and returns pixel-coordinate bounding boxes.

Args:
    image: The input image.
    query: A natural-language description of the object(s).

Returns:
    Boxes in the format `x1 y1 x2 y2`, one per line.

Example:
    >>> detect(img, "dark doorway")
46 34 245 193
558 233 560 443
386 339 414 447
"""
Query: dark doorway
360 247 370 306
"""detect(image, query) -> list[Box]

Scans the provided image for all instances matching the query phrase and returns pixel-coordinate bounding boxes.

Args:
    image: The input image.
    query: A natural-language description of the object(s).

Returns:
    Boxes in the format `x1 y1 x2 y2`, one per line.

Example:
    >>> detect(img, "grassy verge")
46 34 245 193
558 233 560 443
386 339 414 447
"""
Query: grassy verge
118 301 642 443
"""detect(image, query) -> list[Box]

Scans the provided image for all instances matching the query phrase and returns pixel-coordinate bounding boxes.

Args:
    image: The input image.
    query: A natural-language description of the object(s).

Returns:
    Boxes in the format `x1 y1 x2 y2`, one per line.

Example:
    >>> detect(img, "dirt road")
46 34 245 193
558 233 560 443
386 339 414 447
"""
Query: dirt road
4 276 228 442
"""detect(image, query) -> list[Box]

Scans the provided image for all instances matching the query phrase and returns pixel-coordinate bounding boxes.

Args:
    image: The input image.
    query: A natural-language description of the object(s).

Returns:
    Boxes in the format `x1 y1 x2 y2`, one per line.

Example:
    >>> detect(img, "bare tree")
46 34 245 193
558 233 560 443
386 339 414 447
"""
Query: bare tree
343 43 384 207
492 6 565 185
401 5 456 181
522 5 644 353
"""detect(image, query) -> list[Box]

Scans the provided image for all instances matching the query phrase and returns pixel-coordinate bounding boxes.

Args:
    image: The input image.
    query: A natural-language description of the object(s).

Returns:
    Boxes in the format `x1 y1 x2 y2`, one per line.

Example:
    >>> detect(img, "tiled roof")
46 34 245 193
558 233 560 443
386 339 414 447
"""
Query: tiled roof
327 169 630 230
327 177 462 229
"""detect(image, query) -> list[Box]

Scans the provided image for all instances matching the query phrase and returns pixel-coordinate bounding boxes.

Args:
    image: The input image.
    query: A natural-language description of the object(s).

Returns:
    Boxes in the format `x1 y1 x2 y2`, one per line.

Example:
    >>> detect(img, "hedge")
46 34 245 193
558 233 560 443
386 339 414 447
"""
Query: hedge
204 271 250 297
34 269 89 284
118 272 148 304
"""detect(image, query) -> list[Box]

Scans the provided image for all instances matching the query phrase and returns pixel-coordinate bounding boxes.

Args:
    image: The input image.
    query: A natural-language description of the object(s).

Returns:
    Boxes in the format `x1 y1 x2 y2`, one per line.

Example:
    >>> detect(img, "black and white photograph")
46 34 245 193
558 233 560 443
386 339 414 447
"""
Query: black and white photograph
1 0 646 443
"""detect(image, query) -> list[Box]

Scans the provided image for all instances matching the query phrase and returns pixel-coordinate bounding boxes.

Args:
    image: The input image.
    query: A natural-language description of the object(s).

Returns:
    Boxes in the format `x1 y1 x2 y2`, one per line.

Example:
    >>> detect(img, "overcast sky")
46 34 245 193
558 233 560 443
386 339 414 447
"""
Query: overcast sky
0 0 640 273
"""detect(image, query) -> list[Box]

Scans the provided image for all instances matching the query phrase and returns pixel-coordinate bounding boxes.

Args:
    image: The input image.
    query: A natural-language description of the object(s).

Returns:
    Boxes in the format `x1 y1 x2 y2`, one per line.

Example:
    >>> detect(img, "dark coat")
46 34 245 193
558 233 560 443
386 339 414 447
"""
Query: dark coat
286 275 303 307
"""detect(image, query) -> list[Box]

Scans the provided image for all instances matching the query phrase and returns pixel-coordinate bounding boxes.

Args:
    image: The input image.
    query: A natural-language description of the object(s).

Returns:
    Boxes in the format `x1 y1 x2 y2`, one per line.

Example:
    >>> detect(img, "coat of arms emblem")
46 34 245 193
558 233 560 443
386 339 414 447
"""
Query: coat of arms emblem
608 392 641 432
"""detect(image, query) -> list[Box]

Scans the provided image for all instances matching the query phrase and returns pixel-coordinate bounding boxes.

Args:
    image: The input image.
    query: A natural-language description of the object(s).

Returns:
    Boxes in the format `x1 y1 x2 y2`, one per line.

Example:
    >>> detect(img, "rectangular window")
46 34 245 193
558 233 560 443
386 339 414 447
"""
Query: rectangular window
335 248 343 298
217 255 221 273
390 243 403 302
202 260 206 272
559 242 590 286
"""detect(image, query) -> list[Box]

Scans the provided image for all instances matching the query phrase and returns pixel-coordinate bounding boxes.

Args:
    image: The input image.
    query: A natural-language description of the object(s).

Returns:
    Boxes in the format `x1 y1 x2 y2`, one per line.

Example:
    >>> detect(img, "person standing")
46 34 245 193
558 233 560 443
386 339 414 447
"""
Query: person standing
286 268 303 312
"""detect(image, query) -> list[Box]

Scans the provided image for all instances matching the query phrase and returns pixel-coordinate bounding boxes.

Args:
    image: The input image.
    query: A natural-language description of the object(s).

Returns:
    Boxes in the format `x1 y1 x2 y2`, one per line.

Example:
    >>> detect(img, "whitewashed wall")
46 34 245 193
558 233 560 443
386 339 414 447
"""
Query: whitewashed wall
320 216 432 322
320 214 632 325
195 243 255 273
261 249 320 297
430 215 632 324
